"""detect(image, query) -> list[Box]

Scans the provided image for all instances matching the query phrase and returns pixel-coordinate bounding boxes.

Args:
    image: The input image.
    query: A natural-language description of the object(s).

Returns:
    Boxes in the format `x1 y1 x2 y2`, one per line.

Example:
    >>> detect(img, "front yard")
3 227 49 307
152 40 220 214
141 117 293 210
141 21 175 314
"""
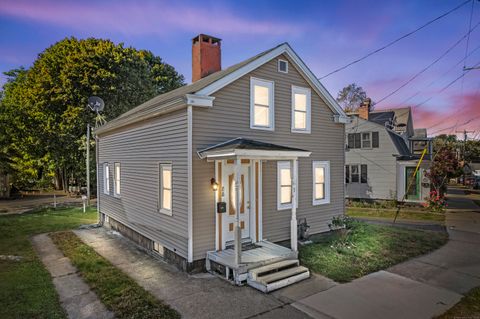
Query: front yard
0 207 97 318
346 207 445 222
299 219 448 282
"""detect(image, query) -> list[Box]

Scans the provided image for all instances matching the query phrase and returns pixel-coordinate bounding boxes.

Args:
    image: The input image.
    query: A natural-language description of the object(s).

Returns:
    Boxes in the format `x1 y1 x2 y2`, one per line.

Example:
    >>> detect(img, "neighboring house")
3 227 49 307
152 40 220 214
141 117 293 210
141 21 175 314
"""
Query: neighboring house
95 34 349 291
345 100 432 203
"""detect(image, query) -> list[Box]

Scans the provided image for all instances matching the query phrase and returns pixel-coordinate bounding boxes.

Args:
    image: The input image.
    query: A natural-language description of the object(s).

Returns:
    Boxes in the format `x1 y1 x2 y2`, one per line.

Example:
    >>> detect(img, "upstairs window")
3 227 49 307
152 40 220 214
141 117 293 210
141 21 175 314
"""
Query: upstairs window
291 86 311 133
313 161 330 205
114 163 121 197
159 163 173 215
250 78 274 130
103 163 110 195
348 132 379 149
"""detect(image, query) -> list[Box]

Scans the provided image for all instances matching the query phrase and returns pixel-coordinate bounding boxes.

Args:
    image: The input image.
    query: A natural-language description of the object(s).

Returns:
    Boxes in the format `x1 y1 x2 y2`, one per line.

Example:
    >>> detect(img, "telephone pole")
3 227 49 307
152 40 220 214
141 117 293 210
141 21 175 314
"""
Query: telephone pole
456 129 475 184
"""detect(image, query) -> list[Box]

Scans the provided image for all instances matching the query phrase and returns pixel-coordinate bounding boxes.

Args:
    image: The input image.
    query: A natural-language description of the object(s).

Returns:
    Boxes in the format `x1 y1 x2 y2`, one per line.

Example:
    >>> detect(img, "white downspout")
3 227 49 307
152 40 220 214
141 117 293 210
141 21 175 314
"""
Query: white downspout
234 158 242 267
291 158 298 252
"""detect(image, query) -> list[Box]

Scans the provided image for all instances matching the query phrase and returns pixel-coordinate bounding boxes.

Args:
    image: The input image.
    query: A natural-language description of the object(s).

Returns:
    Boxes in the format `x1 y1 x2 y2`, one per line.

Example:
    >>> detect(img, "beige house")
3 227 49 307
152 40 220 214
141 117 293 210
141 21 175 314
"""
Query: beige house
96 34 349 292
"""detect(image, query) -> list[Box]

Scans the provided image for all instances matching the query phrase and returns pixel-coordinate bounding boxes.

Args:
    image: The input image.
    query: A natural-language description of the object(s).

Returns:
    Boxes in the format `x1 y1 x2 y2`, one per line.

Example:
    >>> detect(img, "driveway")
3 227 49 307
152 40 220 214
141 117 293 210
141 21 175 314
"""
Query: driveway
292 186 480 319
0 191 90 214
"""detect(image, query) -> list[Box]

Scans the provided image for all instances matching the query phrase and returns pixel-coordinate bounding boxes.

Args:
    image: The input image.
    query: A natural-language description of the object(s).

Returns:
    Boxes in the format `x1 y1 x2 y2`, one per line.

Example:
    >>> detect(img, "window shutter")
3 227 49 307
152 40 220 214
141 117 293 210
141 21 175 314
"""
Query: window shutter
345 165 350 183
372 132 379 148
361 164 368 183
347 134 354 149
354 133 361 148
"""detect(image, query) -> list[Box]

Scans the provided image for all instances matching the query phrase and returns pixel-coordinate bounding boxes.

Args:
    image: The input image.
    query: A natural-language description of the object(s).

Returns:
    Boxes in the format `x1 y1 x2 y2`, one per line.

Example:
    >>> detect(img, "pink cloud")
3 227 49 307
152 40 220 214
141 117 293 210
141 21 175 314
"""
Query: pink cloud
0 0 304 37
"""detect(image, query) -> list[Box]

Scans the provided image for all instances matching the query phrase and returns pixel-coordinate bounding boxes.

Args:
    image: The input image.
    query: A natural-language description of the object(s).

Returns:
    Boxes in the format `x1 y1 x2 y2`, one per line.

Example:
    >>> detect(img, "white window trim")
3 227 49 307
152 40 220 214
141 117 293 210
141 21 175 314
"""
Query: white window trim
113 162 121 198
103 163 110 195
277 161 298 211
278 59 288 73
313 161 330 205
361 132 372 149
159 163 173 216
250 77 275 131
291 86 311 134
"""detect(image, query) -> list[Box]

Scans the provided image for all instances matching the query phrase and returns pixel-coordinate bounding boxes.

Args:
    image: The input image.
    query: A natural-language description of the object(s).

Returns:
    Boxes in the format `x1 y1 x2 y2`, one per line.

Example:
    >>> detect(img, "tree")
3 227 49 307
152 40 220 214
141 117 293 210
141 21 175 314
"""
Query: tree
0 37 185 191
425 145 460 197
336 83 370 112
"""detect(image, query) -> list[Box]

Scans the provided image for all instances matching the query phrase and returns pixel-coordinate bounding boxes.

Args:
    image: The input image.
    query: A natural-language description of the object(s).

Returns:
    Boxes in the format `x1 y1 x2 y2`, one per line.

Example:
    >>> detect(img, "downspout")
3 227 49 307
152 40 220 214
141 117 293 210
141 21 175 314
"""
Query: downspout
187 105 193 263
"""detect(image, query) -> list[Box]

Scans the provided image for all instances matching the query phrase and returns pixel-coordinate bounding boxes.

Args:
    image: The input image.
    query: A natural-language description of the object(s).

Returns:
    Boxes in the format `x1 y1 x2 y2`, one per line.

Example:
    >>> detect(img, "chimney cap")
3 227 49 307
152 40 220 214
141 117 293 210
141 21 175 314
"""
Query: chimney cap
192 34 222 44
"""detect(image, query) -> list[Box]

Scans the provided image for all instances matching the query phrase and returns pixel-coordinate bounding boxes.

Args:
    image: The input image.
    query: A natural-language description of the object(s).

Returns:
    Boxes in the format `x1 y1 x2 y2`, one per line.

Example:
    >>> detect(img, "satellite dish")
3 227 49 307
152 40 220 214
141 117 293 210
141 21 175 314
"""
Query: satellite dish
88 96 105 113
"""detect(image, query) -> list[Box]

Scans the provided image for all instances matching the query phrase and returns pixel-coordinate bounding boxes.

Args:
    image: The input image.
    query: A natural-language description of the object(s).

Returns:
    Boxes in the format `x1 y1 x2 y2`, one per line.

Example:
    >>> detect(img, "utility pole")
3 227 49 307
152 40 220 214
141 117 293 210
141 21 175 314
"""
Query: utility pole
456 129 475 184
86 123 91 206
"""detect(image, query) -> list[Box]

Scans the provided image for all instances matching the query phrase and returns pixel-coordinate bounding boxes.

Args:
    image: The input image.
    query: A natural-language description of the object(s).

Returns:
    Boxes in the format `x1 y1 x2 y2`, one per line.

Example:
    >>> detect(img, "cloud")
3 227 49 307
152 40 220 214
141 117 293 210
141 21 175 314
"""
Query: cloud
0 0 304 37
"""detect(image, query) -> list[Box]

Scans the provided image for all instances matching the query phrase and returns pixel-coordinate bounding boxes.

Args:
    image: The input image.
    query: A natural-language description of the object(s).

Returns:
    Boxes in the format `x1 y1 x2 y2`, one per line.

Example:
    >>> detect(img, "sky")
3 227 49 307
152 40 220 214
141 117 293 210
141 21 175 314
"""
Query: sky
0 0 479 137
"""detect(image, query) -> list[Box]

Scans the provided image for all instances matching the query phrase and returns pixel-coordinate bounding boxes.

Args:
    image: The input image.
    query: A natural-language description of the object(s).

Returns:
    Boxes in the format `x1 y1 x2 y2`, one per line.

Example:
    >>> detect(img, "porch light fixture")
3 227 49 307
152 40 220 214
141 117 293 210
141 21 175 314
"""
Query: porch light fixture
210 178 219 191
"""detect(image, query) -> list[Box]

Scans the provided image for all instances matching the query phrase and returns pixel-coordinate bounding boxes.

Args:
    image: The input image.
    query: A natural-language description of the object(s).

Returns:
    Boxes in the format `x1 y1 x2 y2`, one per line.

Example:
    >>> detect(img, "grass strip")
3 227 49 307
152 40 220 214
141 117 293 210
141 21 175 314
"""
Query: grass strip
347 208 445 222
435 286 480 318
50 231 180 319
299 221 448 283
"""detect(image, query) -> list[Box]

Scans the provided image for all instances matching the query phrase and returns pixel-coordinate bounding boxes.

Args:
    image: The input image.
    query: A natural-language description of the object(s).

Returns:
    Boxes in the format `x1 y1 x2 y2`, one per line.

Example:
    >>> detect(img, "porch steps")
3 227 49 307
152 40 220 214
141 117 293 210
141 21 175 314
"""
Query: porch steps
247 259 310 293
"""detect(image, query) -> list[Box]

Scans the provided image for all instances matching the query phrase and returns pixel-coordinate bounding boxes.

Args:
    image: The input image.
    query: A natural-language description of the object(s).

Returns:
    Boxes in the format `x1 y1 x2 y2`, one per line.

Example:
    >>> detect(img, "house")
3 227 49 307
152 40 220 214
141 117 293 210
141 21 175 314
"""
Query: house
345 100 432 203
95 34 349 291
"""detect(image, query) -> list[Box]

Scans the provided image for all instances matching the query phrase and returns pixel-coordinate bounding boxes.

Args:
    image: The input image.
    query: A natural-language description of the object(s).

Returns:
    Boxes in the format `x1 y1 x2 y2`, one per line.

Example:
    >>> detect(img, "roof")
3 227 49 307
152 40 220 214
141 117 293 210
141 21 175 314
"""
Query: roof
387 130 411 157
197 137 311 159
369 111 395 126
370 107 411 128
96 42 348 135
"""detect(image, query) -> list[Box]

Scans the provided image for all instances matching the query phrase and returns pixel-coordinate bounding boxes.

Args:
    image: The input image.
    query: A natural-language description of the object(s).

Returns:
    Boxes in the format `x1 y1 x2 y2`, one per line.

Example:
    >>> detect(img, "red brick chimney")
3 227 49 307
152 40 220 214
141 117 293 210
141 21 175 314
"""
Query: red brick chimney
192 34 221 82
358 98 371 120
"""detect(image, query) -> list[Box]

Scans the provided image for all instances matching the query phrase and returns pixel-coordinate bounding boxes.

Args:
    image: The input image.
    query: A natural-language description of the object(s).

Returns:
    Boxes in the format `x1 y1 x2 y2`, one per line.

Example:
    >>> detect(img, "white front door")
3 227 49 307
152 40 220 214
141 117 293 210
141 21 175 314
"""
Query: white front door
222 162 250 244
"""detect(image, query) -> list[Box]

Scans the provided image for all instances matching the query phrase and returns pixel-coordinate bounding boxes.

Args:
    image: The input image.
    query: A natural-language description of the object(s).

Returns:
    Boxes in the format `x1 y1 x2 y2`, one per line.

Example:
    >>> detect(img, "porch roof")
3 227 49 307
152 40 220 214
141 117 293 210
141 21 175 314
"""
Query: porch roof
197 137 311 160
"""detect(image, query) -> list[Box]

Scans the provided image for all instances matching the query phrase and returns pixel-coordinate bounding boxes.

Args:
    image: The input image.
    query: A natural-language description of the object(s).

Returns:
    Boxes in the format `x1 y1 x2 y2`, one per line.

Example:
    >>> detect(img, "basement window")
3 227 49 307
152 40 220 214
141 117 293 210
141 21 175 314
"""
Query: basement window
153 241 164 256
278 59 288 73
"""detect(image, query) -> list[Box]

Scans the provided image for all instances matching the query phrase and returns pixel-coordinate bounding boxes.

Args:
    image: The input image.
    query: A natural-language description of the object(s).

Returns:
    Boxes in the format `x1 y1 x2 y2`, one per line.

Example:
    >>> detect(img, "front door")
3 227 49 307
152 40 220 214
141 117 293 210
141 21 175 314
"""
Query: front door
222 162 251 244
405 167 420 200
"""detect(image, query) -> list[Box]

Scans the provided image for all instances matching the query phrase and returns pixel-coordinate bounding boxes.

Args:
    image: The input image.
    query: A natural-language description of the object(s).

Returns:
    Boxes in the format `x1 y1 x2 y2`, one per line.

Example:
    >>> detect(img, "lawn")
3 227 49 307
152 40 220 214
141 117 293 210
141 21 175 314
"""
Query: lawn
435 286 480 319
299 220 448 283
347 207 445 222
50 231 179 319
0 207 97 319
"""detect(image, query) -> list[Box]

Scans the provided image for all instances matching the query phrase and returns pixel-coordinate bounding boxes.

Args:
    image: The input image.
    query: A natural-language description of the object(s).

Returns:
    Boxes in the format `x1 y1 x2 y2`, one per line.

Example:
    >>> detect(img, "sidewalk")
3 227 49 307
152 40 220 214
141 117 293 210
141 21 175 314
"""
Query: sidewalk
292 186 480 319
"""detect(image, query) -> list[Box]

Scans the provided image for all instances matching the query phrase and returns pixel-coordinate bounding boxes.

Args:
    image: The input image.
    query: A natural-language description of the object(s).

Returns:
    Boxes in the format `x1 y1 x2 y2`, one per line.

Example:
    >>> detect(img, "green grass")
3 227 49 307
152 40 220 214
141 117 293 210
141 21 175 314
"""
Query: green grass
50 231 180 319
299 221 448 283
435 286 480 319
0 207 97 319
346 208 445 222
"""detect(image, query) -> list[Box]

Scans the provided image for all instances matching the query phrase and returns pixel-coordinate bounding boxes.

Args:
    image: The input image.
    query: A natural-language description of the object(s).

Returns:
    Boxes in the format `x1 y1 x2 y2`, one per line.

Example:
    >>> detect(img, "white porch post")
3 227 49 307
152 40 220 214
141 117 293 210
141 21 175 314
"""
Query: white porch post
234 158 242 266
291 158 298 252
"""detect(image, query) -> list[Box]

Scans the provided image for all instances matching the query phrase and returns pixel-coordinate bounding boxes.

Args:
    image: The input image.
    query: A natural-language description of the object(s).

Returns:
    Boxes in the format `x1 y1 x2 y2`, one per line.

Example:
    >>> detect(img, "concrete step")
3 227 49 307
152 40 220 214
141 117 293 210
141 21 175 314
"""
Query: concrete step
248 259 299 281
258 266 309 285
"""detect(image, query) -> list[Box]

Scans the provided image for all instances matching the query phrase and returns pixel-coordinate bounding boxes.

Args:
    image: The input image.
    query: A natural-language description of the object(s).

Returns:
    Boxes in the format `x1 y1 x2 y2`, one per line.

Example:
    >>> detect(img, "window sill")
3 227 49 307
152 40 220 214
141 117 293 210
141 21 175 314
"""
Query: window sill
313 199 330 205
159 208 173 216
291 129 311 134
250 125 274 131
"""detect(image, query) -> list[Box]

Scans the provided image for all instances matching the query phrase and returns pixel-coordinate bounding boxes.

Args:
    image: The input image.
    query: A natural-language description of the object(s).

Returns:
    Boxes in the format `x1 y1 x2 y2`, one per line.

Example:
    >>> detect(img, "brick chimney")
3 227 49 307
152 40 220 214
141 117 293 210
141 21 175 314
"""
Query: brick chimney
358 98 371 120
192 34 221 82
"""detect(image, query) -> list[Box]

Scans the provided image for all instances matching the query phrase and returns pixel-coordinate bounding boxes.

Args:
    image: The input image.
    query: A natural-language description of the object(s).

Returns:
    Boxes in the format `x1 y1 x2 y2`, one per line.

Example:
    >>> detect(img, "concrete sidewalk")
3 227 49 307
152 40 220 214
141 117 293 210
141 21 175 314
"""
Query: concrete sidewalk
292 186 480 319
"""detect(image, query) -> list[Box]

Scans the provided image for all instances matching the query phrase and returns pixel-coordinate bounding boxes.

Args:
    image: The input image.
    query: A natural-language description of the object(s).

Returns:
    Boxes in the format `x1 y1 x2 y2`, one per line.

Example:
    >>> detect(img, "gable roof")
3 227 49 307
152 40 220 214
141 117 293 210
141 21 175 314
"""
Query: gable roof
371 107 411 127
96 43 347 135
369 111 395 126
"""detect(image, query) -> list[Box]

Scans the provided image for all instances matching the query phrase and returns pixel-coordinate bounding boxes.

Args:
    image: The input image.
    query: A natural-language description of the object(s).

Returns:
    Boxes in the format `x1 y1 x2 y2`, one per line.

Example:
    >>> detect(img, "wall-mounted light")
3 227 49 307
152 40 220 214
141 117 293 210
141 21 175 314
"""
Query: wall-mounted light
211 178 219 192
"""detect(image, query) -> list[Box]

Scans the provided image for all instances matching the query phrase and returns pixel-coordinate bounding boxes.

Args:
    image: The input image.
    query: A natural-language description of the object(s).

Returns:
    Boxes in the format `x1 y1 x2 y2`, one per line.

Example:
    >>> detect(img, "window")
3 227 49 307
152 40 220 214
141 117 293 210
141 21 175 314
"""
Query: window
347 132 379 149
153 241 164 256
313 161 330 205
361 164 368 183
114 163 121 197
277 161 298 210
103 163 110 195
250 78 274 130
278 59 288 73
351 165 359 183
159 164 172 215
346 164 367 184
291 86 311 133
362 132 371 148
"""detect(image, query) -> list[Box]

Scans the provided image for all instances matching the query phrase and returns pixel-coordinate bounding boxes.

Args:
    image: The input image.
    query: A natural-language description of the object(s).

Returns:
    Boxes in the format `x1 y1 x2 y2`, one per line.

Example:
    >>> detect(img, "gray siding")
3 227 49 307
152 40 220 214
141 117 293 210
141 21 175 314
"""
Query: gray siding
345 117 398 200
192 54 345 260
98 109 189 258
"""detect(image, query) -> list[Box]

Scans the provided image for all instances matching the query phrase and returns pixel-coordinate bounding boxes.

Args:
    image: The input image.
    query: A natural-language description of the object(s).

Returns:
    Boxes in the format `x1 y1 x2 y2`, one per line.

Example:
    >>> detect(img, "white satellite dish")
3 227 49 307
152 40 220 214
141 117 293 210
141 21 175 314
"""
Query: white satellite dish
88 96 105 113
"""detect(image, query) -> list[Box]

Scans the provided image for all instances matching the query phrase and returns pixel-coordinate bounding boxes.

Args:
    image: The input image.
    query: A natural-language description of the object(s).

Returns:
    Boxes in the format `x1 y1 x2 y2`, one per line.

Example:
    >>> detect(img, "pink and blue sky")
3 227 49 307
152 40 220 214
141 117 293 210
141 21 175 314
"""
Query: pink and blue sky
0 0 479 137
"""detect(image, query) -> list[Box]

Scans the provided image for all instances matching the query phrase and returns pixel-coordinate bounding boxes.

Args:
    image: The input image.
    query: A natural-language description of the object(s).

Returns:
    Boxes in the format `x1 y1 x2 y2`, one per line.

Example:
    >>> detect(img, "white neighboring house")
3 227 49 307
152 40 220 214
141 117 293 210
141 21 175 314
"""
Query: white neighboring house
345 100 432 203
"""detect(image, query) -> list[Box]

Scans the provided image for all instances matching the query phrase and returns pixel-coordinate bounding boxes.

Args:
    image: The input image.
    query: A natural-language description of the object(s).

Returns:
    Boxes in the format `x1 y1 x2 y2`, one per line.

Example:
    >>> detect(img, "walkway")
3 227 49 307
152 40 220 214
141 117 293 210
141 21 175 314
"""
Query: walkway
31 234 113 319
292 186 480 319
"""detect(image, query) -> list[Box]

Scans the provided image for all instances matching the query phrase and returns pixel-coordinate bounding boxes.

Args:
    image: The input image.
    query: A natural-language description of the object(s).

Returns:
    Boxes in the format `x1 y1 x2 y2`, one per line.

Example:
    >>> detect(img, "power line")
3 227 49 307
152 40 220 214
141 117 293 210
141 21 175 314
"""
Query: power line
375 21 480 106
319 0 472 79
429 114 480 135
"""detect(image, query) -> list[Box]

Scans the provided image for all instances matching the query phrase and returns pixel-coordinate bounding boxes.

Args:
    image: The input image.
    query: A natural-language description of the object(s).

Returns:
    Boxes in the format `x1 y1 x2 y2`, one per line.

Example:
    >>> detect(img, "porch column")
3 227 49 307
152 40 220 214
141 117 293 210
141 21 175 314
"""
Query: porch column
291 158 298 252
234 158 242 266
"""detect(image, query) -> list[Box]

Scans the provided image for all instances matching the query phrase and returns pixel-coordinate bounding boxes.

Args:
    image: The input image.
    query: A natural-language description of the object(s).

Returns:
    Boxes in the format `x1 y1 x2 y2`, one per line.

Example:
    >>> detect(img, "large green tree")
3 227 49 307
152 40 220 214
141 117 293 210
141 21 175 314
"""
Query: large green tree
0 37 184 191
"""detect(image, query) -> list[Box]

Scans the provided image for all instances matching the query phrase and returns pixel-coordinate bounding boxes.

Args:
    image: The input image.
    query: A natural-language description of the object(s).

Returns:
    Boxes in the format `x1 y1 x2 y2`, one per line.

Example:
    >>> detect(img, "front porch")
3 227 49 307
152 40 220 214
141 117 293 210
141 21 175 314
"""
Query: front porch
198 138 312 292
